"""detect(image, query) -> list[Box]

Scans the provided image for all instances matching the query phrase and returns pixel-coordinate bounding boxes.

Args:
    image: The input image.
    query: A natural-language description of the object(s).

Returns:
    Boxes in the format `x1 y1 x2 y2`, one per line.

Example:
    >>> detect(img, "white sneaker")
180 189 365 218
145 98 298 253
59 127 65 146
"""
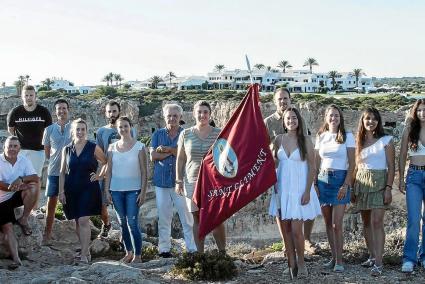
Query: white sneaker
401 261 414 273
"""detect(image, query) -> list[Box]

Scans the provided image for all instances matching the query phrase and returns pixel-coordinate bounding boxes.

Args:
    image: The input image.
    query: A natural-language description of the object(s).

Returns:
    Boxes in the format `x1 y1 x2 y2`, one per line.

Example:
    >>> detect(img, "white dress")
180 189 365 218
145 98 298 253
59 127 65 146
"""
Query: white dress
269 146 321 220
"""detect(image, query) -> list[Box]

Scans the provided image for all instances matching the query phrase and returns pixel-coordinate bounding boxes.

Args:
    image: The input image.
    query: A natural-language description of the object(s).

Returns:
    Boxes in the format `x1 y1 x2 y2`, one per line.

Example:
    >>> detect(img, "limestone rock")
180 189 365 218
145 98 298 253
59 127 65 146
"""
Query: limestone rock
70 261 158 283
90 239 110 256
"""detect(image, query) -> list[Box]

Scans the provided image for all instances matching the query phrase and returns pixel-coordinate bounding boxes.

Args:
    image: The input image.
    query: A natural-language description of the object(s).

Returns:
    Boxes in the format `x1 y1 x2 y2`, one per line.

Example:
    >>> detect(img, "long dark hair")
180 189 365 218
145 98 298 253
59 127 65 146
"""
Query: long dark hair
355 107 385 162
283 107 307 161
318 104 346 143
408 99 425 151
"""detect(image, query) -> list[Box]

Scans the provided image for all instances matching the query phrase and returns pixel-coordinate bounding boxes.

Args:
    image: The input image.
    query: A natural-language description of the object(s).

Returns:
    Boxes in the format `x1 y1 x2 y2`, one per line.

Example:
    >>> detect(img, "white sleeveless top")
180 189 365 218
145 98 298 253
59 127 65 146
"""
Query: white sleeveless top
408 141 425 157
315 132 355 170
358 135 392 170
109 141 145 191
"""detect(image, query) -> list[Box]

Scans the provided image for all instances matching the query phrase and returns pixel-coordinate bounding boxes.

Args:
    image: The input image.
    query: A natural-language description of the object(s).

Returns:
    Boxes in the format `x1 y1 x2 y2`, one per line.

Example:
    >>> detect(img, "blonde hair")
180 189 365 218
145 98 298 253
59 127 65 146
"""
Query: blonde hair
71 118 88 140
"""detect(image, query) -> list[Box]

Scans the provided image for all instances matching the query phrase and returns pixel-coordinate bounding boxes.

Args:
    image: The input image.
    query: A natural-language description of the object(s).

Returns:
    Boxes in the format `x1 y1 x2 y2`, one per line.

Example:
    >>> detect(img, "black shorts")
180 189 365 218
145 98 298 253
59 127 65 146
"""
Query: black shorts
0 192 24 226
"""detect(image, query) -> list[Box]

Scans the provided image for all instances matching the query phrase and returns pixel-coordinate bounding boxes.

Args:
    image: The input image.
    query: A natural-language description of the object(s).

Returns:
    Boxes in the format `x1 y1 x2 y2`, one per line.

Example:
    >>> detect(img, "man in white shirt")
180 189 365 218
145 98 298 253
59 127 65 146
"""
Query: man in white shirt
0 136 39 268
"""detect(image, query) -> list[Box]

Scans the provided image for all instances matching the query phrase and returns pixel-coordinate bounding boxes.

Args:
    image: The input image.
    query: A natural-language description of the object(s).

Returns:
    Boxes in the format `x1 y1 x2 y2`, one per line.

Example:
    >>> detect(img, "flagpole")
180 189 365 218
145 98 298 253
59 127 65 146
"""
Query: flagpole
245 55 254 85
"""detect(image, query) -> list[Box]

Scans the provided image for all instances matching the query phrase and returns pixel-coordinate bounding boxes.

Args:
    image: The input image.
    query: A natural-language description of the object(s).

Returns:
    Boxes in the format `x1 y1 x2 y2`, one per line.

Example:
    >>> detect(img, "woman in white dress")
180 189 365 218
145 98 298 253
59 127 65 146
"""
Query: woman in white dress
270 107 321 279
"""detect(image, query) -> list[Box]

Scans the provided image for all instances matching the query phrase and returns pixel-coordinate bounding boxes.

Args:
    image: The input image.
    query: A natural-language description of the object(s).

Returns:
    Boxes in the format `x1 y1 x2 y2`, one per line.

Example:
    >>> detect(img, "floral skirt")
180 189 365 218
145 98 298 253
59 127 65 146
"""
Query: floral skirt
353 168 388 211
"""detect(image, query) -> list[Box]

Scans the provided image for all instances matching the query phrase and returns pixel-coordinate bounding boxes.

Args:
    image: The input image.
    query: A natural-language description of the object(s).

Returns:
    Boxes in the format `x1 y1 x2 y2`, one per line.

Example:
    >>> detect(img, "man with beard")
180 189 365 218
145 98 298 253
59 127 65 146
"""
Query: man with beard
264 87 317 254
96 101 137 238
42 99 72 243
7 85 52 204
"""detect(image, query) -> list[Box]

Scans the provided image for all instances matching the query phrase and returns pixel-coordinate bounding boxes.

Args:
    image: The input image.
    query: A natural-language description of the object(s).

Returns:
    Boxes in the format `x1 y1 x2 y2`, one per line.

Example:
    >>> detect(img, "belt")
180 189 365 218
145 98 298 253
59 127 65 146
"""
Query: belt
320 169 345 176
409 164 425 171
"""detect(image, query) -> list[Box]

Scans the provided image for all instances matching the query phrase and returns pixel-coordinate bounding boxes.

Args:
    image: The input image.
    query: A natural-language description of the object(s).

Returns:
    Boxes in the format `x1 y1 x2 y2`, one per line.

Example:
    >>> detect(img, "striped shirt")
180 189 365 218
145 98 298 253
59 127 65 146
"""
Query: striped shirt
178 126 221 183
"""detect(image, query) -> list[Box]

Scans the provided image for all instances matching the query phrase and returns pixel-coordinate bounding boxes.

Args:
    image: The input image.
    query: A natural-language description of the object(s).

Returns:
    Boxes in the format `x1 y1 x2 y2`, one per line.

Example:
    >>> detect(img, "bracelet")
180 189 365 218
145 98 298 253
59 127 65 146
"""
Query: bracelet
385 185 392 190
175 180 183 184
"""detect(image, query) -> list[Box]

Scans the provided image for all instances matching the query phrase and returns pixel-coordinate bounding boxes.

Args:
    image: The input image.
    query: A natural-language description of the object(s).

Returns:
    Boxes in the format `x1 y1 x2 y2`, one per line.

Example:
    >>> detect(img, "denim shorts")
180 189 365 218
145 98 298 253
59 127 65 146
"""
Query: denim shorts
46 175 60 197
317 169 350 206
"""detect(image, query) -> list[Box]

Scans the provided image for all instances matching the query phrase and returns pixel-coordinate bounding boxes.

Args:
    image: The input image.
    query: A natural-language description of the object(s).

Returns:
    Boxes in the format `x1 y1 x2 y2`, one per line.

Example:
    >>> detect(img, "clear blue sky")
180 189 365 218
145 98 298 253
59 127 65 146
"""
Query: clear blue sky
1 0 424 86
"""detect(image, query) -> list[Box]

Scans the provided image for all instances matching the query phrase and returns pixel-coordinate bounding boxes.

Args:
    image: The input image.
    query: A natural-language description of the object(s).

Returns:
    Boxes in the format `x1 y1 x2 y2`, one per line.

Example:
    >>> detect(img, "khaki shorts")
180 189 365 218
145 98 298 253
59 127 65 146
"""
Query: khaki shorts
20 149 45 177
183 181 199 213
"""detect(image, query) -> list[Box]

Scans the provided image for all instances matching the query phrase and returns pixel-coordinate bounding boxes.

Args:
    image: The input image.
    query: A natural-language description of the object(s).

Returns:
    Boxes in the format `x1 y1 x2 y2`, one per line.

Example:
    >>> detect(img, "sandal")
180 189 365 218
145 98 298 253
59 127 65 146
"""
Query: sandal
361 258 375 267
16 219 32 236
370 264 383 277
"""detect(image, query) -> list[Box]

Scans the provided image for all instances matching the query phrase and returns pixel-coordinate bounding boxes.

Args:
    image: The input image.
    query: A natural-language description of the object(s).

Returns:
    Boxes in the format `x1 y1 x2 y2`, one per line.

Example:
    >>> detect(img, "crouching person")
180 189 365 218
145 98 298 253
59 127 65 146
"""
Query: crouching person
0 136 39 268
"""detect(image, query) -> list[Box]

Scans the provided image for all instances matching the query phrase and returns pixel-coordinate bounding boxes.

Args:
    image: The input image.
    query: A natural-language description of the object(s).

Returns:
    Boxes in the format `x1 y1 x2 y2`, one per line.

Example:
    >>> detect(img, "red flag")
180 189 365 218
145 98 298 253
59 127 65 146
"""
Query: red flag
193 84 277 239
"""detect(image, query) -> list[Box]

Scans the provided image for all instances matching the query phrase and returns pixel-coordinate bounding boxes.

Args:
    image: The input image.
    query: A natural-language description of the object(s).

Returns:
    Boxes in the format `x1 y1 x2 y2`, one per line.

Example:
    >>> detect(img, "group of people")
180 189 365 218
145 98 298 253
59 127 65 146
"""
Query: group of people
265 88 424 279
0 85 424 278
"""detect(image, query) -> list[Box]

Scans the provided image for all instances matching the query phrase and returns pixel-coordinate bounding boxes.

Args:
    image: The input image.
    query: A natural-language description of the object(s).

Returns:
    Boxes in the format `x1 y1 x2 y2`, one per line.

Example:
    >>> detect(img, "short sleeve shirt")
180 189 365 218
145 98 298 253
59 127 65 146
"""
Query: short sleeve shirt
0 154 36 203
7 105 53 150
109 141 145 191
177 127 220 183
42 122 72 176
359 135 393 170
151 127 183 188
264 112 284 144
315 132 355 170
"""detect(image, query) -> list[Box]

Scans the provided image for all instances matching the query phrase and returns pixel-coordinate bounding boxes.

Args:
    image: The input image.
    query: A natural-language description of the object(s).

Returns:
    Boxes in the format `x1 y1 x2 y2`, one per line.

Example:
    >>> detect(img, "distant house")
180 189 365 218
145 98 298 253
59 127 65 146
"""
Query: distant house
37 78 95 94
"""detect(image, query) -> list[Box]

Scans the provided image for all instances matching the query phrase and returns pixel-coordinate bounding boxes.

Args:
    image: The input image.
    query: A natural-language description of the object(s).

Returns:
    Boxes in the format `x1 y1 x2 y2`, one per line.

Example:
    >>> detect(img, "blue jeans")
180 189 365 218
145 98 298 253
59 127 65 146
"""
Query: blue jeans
403 168 425 264
110 190 142 255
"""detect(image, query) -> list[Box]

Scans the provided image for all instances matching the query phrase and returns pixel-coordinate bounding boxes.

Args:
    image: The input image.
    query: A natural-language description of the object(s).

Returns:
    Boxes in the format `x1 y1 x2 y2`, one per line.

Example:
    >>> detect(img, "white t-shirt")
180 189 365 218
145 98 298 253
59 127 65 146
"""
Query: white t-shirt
109 141 145 191
0 153 36 203
358 135 393 170
315 132 355 170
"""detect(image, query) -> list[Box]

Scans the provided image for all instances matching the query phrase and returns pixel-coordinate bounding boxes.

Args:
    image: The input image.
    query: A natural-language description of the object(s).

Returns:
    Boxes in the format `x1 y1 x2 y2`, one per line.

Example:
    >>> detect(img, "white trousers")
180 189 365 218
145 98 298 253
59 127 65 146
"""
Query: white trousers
155 186 197 253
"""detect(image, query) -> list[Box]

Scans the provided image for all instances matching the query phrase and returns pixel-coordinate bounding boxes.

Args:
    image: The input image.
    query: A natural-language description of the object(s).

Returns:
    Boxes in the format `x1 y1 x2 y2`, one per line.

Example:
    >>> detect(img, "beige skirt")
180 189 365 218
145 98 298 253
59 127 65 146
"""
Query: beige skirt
353 168 388 211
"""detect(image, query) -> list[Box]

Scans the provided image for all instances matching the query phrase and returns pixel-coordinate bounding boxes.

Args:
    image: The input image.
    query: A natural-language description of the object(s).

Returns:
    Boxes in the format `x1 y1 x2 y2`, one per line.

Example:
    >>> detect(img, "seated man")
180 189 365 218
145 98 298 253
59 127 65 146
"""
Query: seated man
0 136 39 268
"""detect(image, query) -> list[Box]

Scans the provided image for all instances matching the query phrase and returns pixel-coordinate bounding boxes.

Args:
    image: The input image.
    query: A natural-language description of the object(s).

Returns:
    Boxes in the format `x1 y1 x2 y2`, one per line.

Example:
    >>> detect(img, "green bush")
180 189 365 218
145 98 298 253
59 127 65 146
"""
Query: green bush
38 90 67 99
172 250 237 281
141 246 159 261
90 215 102 229
55 203 66 220
268 241 284 252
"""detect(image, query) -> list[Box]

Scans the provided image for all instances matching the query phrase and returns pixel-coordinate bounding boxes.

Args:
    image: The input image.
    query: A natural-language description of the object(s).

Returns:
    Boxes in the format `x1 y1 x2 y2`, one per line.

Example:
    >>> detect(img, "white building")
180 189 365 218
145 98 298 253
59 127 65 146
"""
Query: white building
207 69 374 93
38 78 95 94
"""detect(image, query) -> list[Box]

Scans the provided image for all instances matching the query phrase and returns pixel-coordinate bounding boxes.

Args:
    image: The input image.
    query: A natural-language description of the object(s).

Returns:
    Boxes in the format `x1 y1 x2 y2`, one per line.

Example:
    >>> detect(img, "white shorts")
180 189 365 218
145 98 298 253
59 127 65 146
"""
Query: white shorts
183 181 199 213
20 149 45 177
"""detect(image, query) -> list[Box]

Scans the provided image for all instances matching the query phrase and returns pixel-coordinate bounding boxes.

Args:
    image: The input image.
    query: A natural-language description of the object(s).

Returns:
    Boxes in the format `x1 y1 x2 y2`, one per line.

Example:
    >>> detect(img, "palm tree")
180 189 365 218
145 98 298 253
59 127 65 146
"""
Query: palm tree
351 68 365 88
165 71 177 87
15 75 26 96
102 73 114 86
303 58 319 73
254 64 265 70
328 70 340 90
266 66 272 72
25 75 30 84
149 76 163 89
214 64 225 73
41 78 53 90
113 73 123 86
277 60 292 73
